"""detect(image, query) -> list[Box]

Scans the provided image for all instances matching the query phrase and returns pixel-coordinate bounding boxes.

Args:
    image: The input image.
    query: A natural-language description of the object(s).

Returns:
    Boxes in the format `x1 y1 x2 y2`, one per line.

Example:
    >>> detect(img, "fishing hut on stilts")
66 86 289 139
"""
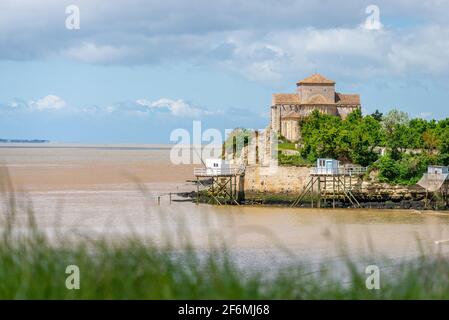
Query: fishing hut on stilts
417 165 449 209
194 159 245 205
291 158 367 208
193 130 251 205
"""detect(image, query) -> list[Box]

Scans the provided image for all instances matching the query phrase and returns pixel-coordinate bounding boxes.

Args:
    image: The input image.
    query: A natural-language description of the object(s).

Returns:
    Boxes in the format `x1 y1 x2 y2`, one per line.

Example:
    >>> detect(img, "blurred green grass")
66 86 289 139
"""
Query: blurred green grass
2 230 449 299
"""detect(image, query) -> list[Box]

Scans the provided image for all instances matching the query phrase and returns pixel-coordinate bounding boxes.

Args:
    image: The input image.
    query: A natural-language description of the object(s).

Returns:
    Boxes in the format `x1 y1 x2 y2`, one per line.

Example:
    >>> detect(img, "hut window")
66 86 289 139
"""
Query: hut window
319 159 326 167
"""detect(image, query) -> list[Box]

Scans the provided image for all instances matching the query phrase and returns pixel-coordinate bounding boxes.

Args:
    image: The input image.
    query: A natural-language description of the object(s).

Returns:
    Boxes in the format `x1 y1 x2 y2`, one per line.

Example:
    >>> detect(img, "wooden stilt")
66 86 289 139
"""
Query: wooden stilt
291 165 365 208
196 177 199 205
317 176 321 208
332 176 336 208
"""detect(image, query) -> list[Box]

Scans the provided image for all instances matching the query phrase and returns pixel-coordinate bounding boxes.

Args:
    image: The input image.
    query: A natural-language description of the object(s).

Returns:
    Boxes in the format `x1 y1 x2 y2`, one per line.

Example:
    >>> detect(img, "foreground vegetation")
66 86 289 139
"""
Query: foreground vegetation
3 209 449 299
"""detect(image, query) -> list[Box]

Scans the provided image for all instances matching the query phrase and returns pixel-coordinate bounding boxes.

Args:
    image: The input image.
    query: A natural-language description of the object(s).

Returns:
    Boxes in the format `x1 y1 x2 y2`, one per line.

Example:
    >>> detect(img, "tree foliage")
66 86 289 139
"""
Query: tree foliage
300 109 382 166
295 108 449 185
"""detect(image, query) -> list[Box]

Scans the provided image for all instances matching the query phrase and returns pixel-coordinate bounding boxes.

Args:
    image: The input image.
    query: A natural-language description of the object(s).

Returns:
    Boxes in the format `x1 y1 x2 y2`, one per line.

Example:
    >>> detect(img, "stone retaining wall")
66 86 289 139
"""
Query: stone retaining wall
243 165 309 194
243 165 427 201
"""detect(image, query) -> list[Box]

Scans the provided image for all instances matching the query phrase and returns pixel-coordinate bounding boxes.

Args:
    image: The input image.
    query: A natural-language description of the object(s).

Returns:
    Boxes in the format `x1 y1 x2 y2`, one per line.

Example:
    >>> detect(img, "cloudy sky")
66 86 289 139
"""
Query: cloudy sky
1 0 449 143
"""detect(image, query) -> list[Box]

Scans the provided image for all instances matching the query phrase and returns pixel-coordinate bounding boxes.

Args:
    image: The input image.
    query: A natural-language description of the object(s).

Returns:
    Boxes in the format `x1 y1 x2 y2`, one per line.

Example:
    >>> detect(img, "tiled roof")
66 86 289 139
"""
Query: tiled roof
297 73 335 85
272 93 300 105
335 92 360 105
272 91 361 106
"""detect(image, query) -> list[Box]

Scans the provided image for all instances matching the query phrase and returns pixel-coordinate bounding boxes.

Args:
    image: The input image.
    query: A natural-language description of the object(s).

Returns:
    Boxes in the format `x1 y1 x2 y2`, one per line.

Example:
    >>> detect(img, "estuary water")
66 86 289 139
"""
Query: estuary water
1 143 449 271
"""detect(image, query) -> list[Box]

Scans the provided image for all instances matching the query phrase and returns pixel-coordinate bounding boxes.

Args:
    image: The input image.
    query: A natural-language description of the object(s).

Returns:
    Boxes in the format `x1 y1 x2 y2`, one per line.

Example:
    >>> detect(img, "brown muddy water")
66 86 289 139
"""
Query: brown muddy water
1 143 449 271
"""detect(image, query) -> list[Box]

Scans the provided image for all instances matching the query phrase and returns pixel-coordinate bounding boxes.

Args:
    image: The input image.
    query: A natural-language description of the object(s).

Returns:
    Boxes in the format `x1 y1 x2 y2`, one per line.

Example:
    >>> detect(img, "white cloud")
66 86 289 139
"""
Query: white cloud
1 1 449 84
28 95 66 111
104 106 116 113
63 42 135 64
386 26 449 75
209 23 449 82
136 98 215 117
3 96 220 118
210 27 388 81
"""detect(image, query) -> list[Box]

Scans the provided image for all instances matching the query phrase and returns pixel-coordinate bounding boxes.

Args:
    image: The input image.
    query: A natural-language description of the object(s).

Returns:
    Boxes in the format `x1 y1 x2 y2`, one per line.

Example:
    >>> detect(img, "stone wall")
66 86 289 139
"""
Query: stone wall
280 119 300 142
242 165 427 202
299 84 335 103
243 165 310 194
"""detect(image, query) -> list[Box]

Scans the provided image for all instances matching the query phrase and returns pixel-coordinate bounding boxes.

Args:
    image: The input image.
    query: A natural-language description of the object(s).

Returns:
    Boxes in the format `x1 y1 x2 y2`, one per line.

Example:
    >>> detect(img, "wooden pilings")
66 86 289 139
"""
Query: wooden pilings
196 177 199 205
195 174 244 205
291 174 361 208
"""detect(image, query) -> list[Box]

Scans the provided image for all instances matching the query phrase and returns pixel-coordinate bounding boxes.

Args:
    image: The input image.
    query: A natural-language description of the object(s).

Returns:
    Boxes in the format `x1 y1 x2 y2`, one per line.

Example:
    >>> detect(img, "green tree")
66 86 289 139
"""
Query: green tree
299 109 381 166
382 110 411 159
377 154 400 182
299 110 343 161
437 127 449 165
382 109 409 135
376 153 431 185
371 109 383 122
347 115 382 166
422 129 439 154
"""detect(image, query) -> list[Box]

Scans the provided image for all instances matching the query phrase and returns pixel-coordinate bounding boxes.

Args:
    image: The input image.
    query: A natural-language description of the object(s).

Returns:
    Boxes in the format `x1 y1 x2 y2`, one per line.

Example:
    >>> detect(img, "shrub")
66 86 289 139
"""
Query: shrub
376 153 432 185
278 153 312 167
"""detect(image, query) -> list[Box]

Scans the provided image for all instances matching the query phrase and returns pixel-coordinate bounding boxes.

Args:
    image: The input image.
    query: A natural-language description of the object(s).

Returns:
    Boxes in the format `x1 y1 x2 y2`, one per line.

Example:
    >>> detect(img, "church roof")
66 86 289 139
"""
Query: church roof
297 73 335 85
272 92 361 106
272 93 300 105
335 92 360 105
271 77 361 107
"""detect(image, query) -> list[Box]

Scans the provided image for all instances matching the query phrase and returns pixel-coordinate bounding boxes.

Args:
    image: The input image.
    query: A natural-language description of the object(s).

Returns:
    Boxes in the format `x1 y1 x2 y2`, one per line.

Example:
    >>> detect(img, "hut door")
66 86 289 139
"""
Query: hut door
325 160 333 174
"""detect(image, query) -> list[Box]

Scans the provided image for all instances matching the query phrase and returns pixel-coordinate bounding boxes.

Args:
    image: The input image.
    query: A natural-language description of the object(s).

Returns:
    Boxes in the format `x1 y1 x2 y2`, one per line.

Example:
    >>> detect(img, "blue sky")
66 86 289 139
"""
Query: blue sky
1 0 449 143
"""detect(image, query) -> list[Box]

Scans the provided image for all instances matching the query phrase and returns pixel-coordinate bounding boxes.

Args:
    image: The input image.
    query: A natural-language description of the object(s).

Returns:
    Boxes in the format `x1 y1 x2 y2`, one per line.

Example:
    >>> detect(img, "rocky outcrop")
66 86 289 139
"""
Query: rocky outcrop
357 182 426 201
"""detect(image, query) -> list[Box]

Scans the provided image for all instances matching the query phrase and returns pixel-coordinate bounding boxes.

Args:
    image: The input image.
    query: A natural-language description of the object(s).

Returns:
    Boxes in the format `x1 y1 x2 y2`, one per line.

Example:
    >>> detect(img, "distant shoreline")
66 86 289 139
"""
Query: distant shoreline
0 139 49 143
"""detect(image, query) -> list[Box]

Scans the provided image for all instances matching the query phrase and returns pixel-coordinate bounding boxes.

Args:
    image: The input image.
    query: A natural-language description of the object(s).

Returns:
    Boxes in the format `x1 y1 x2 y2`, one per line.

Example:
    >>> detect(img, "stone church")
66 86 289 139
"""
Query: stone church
270 74 361 141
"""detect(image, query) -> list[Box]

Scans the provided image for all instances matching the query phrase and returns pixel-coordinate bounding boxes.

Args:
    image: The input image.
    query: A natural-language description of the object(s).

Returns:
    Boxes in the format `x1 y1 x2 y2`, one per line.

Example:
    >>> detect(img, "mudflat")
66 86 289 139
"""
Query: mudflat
0 143 196 191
